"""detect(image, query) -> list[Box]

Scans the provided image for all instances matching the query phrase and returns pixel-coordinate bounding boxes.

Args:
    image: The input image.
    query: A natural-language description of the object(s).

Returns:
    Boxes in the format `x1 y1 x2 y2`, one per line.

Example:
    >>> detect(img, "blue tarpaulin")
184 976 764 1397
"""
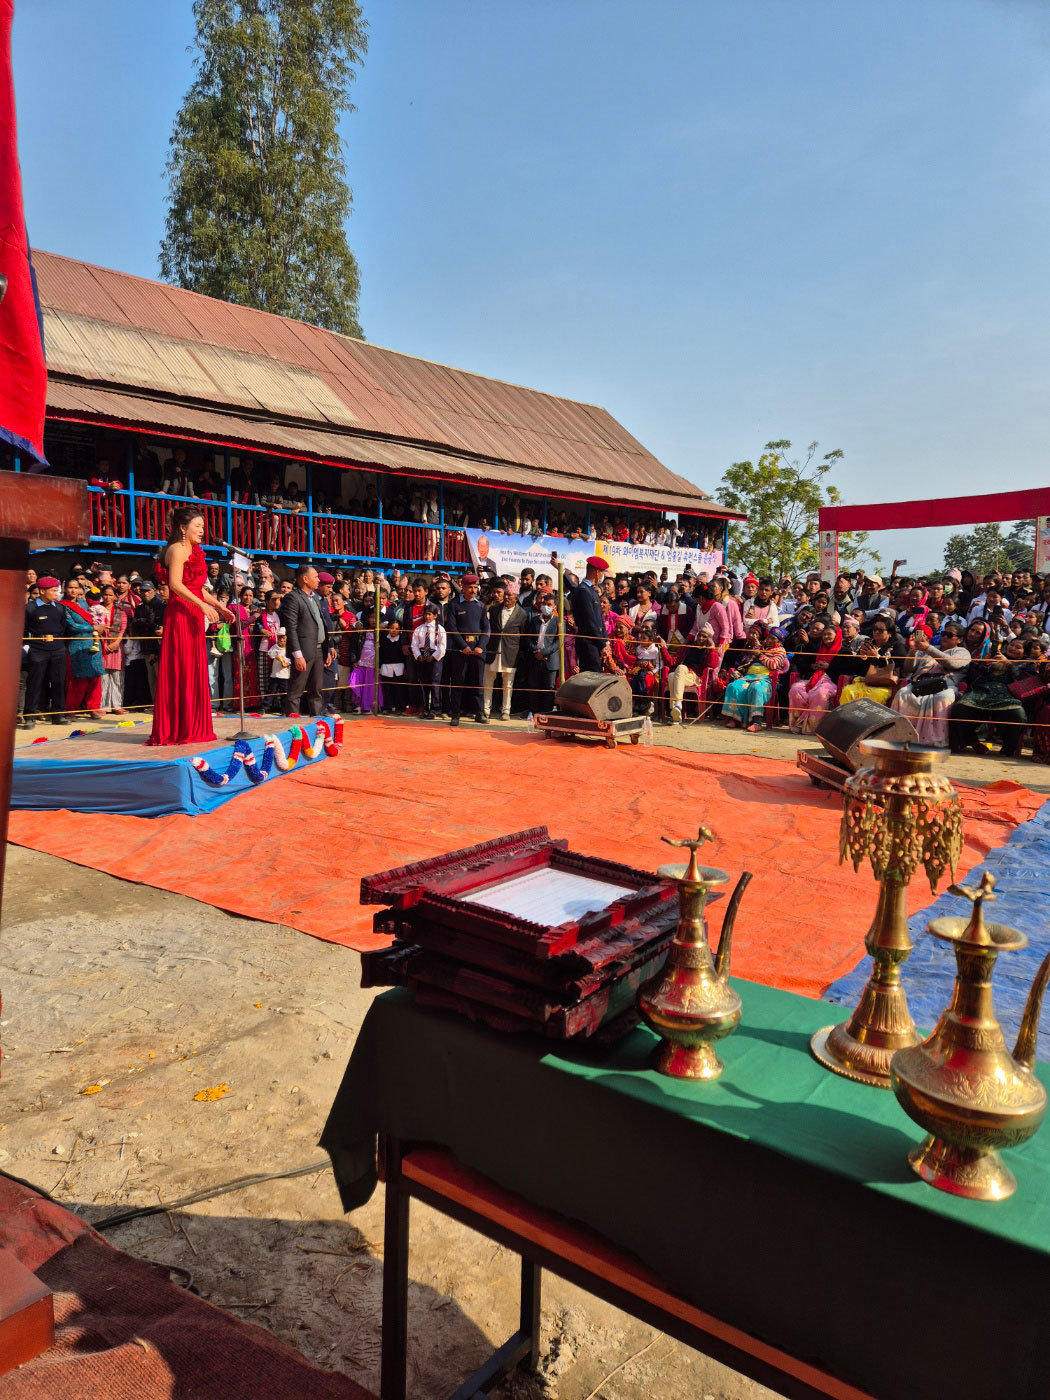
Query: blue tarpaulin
824 796 1050 1052
12 722 327 818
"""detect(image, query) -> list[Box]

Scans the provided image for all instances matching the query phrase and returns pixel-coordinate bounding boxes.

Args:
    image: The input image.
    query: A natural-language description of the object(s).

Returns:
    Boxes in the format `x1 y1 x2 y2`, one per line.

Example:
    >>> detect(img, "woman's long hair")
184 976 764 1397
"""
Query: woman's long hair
165 504 204 545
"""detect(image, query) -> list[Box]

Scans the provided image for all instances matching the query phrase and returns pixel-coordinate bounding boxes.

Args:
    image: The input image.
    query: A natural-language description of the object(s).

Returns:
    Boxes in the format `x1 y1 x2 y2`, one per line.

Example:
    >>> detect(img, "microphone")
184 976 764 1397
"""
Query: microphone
218 540 256 561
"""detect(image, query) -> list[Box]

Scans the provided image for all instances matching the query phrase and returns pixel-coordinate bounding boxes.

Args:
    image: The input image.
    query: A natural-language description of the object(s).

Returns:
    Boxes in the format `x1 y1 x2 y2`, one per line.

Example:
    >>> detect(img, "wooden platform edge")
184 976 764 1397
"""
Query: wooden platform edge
400 1146 873 1400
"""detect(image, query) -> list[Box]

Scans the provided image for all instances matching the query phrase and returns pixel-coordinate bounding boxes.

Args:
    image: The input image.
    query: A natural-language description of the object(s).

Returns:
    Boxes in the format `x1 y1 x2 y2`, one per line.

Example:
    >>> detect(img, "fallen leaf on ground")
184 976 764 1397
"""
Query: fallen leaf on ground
192 1084 230 1102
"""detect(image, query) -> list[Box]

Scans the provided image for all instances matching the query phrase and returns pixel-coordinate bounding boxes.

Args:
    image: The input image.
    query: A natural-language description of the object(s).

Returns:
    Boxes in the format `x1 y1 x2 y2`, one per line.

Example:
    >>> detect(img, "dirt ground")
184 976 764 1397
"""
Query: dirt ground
3 719 1043 1397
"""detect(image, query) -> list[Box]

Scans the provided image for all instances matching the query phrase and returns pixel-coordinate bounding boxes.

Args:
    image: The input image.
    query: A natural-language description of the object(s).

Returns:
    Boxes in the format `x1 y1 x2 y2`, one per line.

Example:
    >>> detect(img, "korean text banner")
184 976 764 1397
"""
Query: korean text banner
464 530 723 579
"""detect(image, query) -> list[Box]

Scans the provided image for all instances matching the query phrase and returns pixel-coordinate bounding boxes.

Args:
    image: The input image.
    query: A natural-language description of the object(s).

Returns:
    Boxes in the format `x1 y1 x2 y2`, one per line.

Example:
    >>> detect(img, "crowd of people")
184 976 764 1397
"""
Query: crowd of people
21 552 1050 761
80 449 720 552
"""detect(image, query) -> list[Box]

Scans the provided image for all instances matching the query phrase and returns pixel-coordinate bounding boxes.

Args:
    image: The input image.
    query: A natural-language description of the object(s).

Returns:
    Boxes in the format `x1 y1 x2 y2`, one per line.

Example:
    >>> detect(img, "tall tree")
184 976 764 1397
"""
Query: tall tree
716 440 881 579
942 520 1034 576
160 0 366 337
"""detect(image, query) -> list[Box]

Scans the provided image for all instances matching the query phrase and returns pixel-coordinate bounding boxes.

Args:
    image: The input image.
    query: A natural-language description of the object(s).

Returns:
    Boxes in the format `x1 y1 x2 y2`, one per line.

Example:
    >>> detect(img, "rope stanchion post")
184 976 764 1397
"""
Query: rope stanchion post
230 608 252 740
373 582 381 717
556 558 566 687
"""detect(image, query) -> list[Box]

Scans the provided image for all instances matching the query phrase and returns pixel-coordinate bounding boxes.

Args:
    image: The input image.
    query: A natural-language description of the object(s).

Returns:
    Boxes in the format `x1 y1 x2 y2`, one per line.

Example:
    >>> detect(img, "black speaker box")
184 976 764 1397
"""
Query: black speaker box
554 672 633 722
814 698 918 771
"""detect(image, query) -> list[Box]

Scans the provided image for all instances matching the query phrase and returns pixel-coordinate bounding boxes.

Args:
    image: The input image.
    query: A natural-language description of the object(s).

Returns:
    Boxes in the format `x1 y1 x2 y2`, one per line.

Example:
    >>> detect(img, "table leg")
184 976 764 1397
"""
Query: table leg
520 1257 541 1371
381 1139 409 1400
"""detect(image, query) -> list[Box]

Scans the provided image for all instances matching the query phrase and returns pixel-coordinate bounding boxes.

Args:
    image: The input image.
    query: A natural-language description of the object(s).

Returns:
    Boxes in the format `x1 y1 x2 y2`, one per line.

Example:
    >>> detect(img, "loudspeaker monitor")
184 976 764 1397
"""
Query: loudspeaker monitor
814 699 918 771
554 672 632 723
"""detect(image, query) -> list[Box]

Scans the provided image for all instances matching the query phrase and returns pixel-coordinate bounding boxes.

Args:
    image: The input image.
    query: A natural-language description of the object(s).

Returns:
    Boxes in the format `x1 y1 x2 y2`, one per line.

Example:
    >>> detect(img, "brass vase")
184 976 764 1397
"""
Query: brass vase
891 874 1050 1201
637 827 751 1080
811 740 962 1088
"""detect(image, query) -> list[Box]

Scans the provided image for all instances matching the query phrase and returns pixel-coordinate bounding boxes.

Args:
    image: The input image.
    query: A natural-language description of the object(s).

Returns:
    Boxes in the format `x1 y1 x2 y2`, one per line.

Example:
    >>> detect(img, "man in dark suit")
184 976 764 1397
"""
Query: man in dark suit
570 555 611 673
446 573 490 726
280 564 329 716
525 594 560 713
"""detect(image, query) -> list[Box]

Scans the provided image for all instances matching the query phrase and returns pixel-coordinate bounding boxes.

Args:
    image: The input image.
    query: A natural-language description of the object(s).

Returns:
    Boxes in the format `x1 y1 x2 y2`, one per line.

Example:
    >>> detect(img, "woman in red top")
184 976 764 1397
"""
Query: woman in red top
148 506 233 746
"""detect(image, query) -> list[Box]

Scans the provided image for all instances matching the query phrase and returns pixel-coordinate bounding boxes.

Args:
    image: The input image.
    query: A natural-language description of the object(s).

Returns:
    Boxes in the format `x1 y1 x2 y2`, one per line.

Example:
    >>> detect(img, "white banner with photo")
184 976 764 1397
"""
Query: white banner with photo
1035 517 1050 574
464 529 722 580
819 529 839 581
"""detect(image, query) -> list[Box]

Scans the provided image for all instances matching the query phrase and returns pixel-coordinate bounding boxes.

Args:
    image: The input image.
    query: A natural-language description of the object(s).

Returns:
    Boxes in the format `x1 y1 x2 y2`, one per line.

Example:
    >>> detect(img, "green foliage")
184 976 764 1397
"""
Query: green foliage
942 520 1034 577
716 440 881 580
160 0 366 337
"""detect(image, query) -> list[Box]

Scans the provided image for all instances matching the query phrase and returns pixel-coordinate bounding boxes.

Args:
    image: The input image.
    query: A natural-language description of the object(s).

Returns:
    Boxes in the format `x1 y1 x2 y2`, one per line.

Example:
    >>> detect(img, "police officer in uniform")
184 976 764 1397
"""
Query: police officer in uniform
24 575 69 728
570 555 612 673
447 573 490 726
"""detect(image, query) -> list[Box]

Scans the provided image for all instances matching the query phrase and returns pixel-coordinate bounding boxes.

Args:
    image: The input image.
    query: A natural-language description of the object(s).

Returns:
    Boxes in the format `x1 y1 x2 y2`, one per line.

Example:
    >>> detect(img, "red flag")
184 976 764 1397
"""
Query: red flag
0 0 46 465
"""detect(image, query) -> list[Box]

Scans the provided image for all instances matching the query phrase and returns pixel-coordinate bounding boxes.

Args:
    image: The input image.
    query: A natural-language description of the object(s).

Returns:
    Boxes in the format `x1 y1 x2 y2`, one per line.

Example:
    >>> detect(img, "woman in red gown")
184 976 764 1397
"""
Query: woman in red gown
148 506 233 746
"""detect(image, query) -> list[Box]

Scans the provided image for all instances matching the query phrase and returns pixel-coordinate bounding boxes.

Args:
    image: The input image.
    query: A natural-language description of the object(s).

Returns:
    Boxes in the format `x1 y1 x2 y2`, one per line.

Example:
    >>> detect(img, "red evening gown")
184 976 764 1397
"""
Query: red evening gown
147 543 217 746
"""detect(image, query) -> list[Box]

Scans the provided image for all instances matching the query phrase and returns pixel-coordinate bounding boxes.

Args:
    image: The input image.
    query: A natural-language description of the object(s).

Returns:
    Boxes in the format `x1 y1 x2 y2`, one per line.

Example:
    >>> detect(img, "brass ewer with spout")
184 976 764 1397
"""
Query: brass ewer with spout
890 873 1050 1201
637 827 752 1080
811 740 962 1088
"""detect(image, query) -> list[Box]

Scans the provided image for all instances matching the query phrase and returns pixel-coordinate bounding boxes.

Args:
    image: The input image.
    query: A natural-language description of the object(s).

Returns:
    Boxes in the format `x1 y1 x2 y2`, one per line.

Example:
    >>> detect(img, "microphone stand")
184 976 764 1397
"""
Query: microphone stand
220 540 255 741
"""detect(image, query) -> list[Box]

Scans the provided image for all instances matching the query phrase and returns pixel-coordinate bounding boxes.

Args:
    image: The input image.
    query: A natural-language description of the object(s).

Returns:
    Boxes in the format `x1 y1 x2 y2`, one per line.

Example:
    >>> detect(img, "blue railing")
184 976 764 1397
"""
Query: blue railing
86 487 469 567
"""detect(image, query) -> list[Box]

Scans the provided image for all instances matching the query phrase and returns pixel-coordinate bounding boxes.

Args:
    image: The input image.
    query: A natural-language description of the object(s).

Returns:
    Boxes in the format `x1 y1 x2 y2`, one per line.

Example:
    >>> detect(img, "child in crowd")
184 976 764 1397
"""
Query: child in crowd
411 601 446 718
378 618 406 713
257 590 281 712
268 627 290 712
630 624 674 715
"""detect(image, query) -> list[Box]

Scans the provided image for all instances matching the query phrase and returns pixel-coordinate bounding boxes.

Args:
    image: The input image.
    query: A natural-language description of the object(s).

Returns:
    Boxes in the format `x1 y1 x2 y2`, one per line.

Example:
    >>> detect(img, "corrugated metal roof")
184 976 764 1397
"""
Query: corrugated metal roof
46 381 744 517
35 250 732 515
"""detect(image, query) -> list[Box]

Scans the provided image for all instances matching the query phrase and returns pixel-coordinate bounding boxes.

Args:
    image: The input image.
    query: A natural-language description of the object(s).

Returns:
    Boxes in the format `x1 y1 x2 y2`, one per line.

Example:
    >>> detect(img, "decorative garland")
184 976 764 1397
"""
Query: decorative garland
192 719 343 789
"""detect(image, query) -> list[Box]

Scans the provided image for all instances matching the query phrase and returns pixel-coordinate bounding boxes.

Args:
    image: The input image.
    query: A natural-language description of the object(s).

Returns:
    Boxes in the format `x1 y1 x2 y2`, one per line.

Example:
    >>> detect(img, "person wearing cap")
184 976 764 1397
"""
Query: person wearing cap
740 576 780 629
446 573 490 725
855 574 884 613
135 579 165 697
411 600 447 718
831 574 854 611
23 576 69 727
570 556 611 673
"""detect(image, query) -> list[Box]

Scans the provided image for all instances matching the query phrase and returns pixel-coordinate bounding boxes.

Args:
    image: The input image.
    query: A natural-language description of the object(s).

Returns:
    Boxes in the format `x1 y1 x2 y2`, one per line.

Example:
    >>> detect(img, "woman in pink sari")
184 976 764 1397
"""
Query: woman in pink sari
789 624 842 733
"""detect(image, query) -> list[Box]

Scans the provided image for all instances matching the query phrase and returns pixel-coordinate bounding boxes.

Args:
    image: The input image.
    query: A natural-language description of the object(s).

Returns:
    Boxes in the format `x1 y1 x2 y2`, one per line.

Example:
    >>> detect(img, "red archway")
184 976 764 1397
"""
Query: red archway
817 487 1050 577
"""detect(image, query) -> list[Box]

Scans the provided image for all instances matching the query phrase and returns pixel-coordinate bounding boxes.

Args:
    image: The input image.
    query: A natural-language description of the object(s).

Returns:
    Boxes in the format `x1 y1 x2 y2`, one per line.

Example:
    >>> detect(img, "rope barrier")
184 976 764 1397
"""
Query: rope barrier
17 625 1050 658
14 680 1050 731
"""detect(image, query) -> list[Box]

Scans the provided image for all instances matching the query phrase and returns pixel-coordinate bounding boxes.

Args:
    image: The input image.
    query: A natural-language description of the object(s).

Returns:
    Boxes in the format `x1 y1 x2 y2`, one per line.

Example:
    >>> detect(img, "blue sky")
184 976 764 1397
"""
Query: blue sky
12 0 1050 568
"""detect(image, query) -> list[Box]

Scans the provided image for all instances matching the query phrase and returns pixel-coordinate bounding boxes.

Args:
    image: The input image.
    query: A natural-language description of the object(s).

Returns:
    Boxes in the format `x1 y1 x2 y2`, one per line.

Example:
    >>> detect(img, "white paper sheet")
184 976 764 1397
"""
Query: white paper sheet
461 866 633 924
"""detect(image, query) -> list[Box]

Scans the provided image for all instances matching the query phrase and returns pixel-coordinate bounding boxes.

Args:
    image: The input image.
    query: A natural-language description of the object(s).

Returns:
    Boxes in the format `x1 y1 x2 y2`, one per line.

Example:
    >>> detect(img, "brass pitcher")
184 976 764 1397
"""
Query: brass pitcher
637 827 752 1080
890 873 1050 1201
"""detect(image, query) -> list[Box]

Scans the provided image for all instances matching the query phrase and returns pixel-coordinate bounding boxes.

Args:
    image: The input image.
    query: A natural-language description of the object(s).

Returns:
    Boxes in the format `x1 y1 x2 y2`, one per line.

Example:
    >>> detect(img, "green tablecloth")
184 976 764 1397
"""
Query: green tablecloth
321 983 1050 1398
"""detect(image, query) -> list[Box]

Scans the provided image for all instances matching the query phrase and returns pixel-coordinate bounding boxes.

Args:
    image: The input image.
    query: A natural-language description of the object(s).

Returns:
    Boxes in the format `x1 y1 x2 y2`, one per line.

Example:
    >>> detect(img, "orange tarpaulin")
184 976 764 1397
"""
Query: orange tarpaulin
8 724 1043 997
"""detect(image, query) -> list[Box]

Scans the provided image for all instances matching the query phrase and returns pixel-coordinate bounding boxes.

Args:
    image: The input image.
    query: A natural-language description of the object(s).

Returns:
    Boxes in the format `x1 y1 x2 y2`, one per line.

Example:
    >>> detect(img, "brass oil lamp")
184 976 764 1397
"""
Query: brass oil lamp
890 874 1050 1201
637 827 751 1080
811 740 962 1088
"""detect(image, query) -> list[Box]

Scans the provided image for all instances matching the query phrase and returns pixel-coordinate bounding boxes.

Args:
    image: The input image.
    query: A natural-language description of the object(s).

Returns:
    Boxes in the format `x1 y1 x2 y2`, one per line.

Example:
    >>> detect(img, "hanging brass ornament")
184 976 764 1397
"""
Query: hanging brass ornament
811 740 962 1088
